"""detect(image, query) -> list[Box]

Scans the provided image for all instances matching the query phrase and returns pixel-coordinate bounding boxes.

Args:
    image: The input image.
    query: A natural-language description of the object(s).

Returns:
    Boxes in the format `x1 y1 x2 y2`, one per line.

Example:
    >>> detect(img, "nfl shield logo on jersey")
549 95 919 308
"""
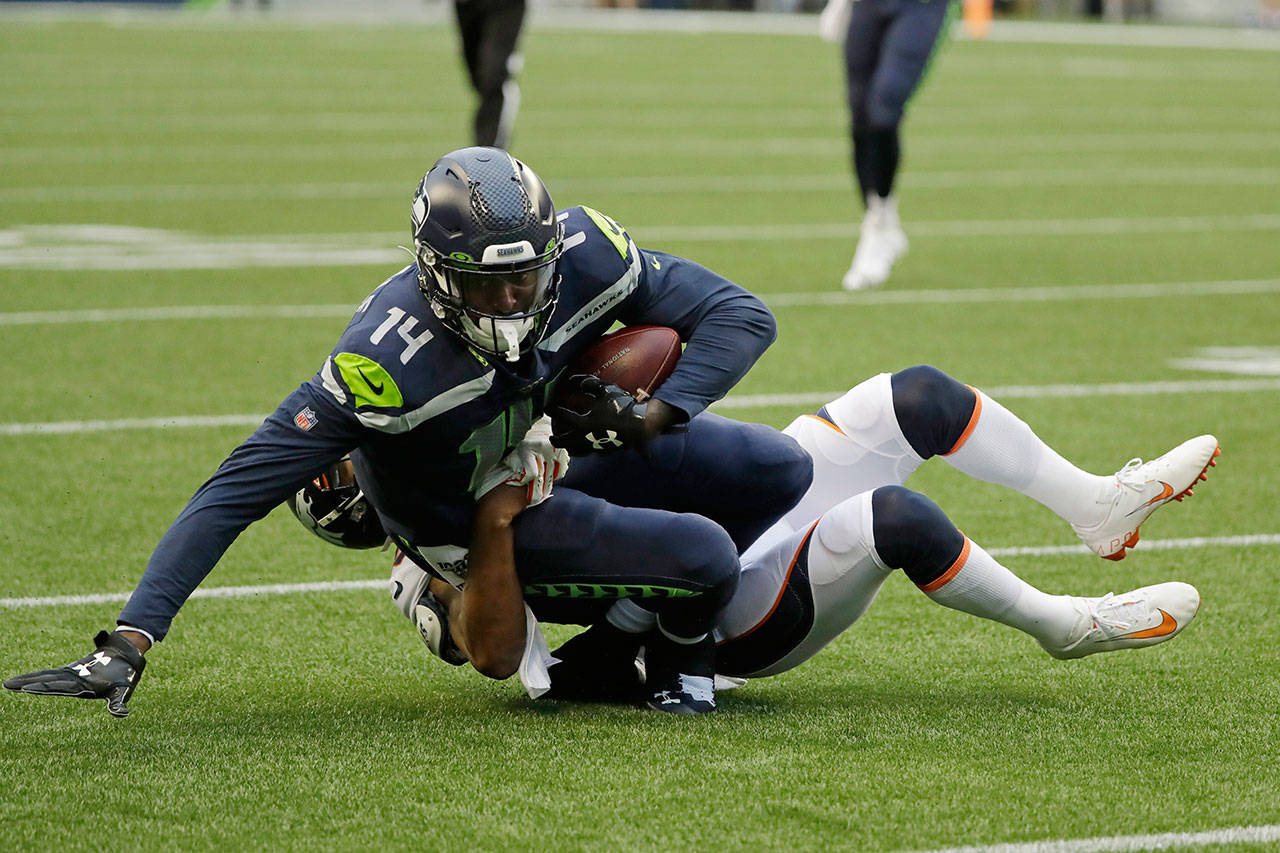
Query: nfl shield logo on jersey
293 407 318 431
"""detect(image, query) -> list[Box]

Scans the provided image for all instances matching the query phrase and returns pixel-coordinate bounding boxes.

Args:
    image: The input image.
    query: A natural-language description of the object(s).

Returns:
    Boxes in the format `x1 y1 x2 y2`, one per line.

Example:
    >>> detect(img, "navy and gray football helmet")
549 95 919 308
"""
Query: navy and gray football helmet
411 147 562 362
289 457 387 550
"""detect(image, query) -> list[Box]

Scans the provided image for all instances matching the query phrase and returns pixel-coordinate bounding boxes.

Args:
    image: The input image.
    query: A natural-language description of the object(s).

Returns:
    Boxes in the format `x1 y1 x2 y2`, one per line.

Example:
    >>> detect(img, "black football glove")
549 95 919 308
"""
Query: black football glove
4 630 146 718
549 375 651 457
413 591 468 666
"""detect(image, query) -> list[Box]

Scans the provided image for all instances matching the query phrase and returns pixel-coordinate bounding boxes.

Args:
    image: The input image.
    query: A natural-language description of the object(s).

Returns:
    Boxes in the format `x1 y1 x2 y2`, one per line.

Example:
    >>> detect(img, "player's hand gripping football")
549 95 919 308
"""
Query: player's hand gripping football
548 375 665 456
4 630 147 717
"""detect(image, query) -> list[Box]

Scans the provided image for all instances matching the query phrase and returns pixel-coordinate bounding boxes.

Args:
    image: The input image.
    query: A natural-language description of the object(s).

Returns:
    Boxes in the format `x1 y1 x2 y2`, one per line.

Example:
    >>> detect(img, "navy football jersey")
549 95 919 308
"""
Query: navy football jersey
119 207 777 639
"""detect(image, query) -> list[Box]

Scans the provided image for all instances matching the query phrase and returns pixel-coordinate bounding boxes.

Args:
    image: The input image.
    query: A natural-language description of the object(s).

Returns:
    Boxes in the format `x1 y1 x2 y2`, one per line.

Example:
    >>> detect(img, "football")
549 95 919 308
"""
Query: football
552 325 682 412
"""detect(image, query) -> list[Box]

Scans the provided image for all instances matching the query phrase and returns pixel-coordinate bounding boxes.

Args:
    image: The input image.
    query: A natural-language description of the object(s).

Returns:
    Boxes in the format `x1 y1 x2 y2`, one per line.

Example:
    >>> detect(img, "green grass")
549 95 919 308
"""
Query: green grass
2 12 1279 852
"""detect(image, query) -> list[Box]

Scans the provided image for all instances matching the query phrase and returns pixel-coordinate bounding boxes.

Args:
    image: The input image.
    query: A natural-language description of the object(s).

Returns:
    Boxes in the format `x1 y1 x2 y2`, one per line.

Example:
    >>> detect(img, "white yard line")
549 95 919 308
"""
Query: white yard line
2 131 1277 166
3 378 1278 436
913 822 1280 853
0 304 356 326
4 534 1278 609
2 215 1278 270
0 580 385 609
4 166 1278 203
714 379 1280 410
4 279 1278 326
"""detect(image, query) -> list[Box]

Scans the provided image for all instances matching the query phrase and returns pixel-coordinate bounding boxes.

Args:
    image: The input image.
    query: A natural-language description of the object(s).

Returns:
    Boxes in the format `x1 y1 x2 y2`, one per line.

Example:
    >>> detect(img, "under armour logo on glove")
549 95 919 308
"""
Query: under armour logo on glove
549 375 649 457
586 430 623 450
4 631 147 718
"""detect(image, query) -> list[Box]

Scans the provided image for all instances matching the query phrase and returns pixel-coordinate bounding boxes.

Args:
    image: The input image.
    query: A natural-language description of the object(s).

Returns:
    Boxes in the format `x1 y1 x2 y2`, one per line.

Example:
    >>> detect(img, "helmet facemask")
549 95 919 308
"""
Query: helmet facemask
416 234 561 363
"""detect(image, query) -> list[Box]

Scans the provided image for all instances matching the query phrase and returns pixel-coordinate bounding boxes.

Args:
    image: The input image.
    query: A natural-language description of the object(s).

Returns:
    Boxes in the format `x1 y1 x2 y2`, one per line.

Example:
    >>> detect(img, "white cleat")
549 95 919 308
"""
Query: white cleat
1042 582 1200 660
842 196 908 291
1071 435 1220 561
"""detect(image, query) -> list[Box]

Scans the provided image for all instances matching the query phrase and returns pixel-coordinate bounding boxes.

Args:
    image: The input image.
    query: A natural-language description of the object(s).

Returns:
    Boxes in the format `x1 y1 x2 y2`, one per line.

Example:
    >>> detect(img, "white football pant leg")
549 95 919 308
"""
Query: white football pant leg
776 372 924 535
722 492 892 677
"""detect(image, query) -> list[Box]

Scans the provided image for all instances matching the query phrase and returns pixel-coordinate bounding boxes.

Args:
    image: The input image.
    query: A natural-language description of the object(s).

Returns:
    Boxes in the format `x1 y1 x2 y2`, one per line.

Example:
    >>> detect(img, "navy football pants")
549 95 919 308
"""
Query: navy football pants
511 413 813 636
844 0 950 130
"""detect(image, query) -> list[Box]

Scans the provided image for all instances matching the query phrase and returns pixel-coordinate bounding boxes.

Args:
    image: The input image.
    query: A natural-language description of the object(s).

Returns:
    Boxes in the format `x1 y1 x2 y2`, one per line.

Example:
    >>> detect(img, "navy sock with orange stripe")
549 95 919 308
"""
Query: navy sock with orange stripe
890 365 977 459
870 485 965 588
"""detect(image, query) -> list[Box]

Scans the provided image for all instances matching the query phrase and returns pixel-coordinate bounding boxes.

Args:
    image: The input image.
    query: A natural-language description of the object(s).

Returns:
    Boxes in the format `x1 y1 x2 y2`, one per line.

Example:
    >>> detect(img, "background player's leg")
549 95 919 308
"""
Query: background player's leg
471 0 525 148
843 0 950 291
843 0 887 204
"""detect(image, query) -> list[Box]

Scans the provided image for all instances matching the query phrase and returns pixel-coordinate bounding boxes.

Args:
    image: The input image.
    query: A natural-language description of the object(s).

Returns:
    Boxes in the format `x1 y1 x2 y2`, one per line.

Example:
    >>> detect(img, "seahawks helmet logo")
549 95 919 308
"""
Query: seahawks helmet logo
411 182 430 232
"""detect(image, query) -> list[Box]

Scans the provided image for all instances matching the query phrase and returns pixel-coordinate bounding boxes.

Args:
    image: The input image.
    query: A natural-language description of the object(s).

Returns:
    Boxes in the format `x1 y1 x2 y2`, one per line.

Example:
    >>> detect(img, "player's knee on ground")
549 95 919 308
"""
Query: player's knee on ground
890 365 977 459
870 485 964 587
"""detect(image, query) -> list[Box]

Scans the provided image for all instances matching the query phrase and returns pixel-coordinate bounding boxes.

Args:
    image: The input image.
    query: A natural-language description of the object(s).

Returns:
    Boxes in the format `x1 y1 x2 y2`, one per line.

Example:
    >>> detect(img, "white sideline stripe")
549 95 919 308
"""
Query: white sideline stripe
712 379 1280 411
4 378 1280 436
2 279 1277 328
914 822 1280 853
6 536 1280 609
7 7 1277 52
0 580 385 609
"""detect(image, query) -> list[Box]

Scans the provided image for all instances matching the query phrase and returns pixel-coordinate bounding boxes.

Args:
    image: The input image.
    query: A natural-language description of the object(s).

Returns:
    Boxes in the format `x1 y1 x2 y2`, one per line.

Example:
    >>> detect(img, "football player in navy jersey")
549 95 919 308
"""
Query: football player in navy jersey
3 147 812 717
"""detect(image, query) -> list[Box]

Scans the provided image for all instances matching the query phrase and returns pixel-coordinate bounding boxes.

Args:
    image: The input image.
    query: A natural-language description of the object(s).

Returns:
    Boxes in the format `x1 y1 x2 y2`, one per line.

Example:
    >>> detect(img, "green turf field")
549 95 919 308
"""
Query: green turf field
1 12 1279 851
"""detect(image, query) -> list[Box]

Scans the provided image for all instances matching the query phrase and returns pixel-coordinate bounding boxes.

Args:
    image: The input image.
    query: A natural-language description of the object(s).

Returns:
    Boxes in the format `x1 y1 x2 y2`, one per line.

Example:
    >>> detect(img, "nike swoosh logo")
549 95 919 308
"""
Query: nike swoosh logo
357 366 384 395
1127 481 1174 515
1122 609 1177 639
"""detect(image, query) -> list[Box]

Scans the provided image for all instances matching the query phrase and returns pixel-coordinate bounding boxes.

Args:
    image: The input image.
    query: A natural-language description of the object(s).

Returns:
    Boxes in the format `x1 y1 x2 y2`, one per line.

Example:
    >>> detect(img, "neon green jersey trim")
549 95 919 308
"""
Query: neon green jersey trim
581 207 630 260
335 353 403 410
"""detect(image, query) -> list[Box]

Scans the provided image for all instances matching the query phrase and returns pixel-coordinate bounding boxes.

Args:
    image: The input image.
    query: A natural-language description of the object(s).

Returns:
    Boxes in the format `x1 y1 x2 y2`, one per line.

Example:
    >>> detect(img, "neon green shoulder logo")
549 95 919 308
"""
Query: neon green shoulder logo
582 207 630 260
335 352 403 409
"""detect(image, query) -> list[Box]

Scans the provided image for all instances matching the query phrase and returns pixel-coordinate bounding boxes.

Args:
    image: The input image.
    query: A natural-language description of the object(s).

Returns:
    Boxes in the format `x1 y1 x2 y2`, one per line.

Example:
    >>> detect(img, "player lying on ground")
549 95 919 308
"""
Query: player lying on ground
2 147 813 717
306 366 1220 704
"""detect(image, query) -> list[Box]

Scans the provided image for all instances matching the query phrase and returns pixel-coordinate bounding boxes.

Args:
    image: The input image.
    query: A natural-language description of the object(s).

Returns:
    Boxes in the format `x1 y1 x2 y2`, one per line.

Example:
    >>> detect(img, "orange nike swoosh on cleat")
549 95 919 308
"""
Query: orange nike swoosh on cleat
1137 481 1174 510
1121 609 1178 639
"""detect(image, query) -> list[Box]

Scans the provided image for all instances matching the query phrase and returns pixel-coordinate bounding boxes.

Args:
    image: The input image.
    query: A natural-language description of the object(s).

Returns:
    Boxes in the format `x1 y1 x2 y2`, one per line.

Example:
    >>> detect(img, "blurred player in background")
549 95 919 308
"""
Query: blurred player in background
454 0 526 147
820 0 955 291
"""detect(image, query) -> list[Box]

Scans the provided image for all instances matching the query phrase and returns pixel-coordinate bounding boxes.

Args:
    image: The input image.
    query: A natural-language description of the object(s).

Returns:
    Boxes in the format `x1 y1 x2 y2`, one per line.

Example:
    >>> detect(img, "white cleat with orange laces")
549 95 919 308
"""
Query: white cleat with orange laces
1071 435 1220 561
1042 582 1200 660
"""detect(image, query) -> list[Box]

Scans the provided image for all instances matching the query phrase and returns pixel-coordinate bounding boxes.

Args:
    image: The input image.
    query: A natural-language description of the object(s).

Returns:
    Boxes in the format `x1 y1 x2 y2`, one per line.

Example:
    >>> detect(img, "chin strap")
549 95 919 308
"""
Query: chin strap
499 322 523 362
